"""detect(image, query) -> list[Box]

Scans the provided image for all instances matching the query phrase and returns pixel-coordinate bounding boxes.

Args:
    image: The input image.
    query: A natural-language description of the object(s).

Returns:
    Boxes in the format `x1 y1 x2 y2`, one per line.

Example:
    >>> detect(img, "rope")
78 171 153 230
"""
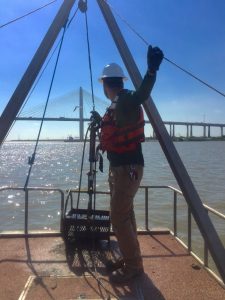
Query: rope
24 24 67 189
74 3 98 215
74 6 115 298
104 0 225 99
81 259 119 299
76 0 97 211
82 0 99 213
0 0 57 29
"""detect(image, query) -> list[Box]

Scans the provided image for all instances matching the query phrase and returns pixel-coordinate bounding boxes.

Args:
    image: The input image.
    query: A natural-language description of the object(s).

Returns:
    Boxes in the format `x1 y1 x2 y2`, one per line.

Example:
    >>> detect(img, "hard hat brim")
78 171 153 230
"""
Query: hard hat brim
98 76 128 83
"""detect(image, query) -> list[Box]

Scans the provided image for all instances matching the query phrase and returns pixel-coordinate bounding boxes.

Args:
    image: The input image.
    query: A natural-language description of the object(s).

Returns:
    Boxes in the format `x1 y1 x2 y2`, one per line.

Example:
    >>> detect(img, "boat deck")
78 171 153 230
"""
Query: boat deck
1 232 225 300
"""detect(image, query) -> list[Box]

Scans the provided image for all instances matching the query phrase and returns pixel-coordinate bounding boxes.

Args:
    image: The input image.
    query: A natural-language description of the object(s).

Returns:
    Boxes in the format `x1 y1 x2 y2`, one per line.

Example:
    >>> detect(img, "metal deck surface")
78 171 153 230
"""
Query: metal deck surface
0 233 225 300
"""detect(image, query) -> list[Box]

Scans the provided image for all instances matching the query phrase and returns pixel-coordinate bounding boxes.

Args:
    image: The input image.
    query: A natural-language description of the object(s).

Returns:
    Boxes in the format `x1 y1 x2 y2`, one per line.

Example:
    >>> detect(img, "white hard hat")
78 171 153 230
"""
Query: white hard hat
99 63 128 82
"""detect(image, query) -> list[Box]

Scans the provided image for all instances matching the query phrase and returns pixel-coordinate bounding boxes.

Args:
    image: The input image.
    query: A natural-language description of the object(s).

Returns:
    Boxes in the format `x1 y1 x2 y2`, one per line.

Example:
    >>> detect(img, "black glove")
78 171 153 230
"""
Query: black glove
147 45 164 73
90 110 102 125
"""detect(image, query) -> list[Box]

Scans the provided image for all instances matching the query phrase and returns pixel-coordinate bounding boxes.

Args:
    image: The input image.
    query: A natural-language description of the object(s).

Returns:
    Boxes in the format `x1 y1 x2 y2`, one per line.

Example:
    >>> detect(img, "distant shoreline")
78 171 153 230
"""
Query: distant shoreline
9 139 83 142
8 137 225 142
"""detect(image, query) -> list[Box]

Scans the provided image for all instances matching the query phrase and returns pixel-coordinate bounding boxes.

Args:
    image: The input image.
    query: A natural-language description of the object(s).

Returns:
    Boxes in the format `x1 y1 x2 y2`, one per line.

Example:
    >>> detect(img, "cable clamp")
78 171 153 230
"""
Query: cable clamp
28 153 35 165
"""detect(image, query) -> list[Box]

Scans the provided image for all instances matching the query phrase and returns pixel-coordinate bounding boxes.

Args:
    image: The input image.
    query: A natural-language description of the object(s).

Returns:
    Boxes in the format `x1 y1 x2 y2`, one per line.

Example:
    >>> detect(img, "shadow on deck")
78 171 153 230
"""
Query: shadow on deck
0 232 225 299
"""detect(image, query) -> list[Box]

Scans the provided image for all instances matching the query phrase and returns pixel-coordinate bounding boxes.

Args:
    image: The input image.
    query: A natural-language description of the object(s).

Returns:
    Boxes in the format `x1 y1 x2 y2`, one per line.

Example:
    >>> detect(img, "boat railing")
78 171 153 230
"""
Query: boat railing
139 185 225 286
0 185 224 285
0 186 65 235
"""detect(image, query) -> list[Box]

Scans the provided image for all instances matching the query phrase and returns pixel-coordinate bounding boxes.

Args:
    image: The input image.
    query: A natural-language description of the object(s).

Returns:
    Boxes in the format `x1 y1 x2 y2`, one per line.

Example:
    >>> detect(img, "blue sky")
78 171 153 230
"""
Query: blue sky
1 0 225 139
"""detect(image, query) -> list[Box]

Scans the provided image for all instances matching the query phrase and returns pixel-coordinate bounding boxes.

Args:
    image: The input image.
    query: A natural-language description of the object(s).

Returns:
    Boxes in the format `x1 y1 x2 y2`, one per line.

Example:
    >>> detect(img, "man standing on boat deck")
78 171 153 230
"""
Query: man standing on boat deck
91 46 163 283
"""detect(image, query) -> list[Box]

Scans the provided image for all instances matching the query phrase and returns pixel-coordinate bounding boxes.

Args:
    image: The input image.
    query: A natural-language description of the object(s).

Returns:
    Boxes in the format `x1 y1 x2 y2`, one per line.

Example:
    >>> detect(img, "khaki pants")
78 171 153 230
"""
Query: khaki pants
109 165 143 270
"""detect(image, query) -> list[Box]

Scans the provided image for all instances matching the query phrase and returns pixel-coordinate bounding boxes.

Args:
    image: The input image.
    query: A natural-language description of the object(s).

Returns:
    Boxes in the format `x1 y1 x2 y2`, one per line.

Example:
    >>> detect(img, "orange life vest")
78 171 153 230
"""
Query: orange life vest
100 106 145 154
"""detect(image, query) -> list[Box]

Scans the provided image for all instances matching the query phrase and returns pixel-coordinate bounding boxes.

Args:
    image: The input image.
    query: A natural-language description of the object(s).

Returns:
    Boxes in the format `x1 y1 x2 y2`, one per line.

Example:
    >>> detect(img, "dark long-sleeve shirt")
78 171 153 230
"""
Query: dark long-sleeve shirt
107 72 156 167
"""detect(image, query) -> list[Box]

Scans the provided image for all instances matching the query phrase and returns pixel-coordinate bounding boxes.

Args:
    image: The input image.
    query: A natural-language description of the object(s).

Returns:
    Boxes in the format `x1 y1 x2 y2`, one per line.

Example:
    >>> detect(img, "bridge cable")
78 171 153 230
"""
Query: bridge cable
0 6 79 150
0 44 62 150
23 23 67 190
104 0 225 99
18 42 62 117
17 5 79 118
0 0 58 29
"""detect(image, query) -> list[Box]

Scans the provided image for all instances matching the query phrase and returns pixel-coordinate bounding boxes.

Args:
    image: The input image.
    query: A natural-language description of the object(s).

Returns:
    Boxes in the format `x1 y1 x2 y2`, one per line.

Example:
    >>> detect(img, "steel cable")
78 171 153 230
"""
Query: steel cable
24 24 67 189
83 1 97 210
0 0 57 29
104 0 225 99
84 9 96 111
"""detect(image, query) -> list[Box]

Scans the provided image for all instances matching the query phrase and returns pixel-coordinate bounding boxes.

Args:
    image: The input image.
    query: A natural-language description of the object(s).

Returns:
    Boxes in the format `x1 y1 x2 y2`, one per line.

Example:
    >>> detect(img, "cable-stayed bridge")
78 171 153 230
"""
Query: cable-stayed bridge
14 87 225 141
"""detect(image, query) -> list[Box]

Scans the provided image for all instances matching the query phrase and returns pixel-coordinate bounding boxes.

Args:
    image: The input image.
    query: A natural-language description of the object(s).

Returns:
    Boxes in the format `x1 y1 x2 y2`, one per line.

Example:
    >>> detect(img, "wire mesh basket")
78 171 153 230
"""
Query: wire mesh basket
63 208 110 243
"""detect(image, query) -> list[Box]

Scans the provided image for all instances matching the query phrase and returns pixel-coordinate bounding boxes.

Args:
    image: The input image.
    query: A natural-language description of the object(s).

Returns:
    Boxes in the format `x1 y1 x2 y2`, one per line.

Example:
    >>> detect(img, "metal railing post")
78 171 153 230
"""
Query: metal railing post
145 187 149 230
173 191 177 236
24 189 29 235
204 210 209 267
60 190 64 234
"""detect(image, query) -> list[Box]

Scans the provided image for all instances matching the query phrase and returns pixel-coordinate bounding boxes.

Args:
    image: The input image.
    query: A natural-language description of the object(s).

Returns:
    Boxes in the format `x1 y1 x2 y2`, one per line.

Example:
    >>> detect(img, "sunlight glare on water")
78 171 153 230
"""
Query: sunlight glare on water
0 140 225 253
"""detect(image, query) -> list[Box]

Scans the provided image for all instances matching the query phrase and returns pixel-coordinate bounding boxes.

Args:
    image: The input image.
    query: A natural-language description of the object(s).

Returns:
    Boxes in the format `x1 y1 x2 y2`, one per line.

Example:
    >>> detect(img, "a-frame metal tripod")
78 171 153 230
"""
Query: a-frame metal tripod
0 0 225 281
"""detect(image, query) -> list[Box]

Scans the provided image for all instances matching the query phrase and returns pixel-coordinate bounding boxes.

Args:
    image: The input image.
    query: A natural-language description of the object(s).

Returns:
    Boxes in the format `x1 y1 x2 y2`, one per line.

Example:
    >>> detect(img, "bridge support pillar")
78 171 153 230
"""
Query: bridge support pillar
172 124 175 138
203 125 206 138
79 87 84 141
186 125 189 139
153 130 156 139
221 126 224 137
169 125 172 137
